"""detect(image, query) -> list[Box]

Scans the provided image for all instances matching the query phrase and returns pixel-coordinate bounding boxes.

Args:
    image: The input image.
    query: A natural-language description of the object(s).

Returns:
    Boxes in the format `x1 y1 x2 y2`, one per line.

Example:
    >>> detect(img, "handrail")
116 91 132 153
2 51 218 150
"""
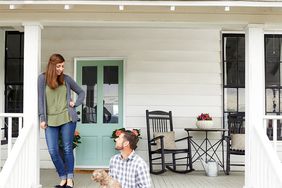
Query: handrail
0 113 24 118
0 123 41 188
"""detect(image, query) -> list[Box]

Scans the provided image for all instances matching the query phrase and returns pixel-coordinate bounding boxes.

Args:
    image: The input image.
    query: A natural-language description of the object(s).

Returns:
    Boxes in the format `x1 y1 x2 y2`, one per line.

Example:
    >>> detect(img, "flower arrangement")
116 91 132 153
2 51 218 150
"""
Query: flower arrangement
111 128 141 141
196 113 213 129
59 130 81 149
197 113 213 121
73 130 82 149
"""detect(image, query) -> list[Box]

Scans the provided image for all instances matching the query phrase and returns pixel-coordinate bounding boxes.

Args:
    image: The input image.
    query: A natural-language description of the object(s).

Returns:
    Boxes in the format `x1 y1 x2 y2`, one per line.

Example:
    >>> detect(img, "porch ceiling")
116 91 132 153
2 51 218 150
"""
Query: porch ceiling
0 1 282 29
0 0 282 15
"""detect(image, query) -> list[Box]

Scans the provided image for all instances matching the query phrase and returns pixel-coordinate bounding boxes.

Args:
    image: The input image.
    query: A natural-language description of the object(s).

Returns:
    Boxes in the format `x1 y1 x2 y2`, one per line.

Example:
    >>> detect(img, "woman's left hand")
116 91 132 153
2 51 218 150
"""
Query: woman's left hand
69 100 75 107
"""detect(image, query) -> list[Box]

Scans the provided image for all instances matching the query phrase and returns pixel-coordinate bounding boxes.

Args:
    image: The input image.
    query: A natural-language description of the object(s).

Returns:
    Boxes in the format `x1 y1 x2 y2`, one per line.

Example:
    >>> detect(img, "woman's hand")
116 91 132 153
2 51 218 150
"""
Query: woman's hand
40 121 47 129
69 100 75 108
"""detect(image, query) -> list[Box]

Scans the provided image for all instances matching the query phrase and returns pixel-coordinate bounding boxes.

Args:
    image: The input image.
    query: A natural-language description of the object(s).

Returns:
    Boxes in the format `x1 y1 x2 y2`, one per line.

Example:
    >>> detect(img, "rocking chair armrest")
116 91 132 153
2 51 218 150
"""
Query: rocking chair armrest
175 136 192 142
150 135 164 143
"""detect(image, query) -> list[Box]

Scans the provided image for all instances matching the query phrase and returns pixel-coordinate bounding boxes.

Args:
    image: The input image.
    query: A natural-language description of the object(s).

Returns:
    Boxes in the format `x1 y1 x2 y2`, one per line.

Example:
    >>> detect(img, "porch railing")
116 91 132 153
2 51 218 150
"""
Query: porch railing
0 121 41 188
249 116 282 187
0 113 41 188
0 113 24 168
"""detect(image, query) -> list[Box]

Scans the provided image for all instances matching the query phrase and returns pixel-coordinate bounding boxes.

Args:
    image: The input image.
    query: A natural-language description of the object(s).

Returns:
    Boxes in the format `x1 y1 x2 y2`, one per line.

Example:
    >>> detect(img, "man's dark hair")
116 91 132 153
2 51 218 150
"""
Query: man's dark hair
123 130 139 150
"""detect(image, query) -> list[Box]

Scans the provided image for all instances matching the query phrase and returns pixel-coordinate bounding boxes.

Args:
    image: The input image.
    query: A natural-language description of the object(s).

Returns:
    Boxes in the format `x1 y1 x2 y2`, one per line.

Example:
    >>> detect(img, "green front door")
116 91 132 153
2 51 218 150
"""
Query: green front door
75 59 123 167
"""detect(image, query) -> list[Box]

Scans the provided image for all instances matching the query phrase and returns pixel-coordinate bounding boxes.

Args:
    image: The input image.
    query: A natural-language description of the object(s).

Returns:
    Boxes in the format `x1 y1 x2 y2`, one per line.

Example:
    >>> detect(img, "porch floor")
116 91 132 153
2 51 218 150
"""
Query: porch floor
40 169 244 188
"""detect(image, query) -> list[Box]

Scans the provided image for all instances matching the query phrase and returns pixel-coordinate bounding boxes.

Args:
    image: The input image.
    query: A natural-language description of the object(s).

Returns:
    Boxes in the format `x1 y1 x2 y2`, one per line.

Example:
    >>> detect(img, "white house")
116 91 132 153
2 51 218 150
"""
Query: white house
0 0 282 187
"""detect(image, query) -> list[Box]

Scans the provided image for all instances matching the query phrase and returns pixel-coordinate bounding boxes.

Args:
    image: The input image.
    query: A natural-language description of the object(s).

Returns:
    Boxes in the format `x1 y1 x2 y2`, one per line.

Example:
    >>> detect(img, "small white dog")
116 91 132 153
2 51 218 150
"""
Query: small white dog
91 169 122 188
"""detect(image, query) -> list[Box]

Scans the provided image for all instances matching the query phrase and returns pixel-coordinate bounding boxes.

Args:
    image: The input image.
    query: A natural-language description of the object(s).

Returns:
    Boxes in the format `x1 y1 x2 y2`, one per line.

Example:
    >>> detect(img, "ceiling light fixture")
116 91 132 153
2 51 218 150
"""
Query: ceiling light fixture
9 4 16 10
119 5 124 11
64 4 72 10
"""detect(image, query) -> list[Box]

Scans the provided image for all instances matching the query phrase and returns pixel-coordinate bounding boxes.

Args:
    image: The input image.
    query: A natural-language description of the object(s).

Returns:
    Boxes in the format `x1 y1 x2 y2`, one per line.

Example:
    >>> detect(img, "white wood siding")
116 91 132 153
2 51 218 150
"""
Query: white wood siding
38 27 235 169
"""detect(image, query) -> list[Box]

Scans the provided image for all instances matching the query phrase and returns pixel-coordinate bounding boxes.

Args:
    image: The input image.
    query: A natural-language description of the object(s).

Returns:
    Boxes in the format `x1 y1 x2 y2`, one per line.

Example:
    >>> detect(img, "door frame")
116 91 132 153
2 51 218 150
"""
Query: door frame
74 57 126 168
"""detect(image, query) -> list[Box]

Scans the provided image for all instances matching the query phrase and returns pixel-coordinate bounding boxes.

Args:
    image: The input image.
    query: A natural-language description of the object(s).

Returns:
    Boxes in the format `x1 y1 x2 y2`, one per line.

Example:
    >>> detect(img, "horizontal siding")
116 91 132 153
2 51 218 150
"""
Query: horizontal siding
126 72 221 84
43 39 220 51
42 28 220 41
126 95 222 106
127 61 220 73
126 84 222 95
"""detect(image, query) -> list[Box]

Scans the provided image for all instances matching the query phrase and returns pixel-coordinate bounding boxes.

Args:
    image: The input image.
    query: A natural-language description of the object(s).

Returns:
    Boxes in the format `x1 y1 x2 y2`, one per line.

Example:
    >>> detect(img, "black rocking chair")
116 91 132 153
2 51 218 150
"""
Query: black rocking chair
226 112 245 175
146 110 194 174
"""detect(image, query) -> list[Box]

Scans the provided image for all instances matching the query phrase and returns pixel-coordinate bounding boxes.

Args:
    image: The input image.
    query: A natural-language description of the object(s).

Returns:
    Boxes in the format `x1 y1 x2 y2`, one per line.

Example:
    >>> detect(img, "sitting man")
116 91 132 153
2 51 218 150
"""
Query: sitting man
109 130 151 188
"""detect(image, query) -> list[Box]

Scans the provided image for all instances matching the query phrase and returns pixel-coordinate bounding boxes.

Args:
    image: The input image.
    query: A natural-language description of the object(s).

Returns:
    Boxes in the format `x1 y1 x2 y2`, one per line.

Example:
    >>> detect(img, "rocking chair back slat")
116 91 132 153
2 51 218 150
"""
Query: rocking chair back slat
149 113 171 134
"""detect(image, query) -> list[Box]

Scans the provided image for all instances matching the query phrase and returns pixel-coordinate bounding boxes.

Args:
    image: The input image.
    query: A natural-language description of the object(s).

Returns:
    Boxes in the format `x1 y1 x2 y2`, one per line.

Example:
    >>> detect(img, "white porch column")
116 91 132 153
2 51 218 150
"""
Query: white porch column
0 29 4 169
245 24 265 187
23 22 42 188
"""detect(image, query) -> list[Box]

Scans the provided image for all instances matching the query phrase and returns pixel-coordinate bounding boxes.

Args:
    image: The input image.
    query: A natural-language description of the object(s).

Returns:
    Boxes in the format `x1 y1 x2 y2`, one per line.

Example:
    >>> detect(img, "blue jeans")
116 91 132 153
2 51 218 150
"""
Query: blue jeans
45 121 76 180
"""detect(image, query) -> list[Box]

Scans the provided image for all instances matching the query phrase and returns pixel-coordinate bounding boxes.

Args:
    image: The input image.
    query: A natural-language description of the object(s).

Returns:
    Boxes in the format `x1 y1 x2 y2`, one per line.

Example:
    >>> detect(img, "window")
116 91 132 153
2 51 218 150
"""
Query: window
265 35 282 140
222 34 245 128
4 31 24 139
223 34 282 140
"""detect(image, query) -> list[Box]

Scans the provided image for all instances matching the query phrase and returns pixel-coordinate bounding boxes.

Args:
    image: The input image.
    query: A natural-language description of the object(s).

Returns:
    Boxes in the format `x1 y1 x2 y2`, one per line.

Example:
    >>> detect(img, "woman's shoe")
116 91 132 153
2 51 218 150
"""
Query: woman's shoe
54 181 67 188
65 180 74 188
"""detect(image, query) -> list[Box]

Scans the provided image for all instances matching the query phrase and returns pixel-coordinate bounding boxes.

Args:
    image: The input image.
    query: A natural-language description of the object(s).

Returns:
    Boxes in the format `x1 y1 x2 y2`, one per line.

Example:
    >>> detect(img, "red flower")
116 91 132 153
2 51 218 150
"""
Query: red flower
74 130 80 136
197 113 212 121
132 129 138 136
115 130 123 137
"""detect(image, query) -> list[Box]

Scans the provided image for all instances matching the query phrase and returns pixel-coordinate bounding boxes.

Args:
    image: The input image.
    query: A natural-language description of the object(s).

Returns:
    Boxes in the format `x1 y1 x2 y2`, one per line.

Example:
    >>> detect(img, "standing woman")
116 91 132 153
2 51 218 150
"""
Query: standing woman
38 54 85 188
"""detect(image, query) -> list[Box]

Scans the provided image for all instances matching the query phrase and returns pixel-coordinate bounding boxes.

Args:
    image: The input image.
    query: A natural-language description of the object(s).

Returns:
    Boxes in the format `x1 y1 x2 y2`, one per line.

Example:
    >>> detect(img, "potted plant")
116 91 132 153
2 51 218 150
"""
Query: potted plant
58 130 81 161
196 113 213 129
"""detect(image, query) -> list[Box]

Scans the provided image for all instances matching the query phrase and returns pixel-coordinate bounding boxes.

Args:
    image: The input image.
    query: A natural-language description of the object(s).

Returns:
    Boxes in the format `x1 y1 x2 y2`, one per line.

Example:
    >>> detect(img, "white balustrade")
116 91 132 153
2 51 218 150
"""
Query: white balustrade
249 116 282 187
0 123 41 188
0 113 24 169
263 115 282 154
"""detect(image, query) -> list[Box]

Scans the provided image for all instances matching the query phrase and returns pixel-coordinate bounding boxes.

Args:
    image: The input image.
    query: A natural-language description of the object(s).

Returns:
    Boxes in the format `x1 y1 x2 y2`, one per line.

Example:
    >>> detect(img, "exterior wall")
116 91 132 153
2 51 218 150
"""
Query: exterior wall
39 26 227 169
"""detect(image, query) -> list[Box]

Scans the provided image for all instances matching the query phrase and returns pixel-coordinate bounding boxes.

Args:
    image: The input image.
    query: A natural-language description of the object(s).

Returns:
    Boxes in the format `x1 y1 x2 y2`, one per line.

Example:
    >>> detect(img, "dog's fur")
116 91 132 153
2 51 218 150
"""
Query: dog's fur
91 169 122 188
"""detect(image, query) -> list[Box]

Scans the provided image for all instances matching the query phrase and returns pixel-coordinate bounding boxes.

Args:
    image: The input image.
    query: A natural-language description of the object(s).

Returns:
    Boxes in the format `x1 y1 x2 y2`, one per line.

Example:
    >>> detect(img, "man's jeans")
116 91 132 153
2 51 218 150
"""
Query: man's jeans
45 121 76 179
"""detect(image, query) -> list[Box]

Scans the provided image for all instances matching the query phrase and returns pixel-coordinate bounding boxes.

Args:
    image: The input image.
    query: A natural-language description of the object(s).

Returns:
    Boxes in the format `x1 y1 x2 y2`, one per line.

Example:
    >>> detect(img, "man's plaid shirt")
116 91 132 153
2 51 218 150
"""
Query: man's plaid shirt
109 151 151 188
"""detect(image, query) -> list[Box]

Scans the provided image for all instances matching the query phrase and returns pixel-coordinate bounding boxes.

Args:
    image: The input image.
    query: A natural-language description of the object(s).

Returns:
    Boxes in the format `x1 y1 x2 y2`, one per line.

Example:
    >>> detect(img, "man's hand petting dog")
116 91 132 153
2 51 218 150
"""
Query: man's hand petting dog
91 169 122 188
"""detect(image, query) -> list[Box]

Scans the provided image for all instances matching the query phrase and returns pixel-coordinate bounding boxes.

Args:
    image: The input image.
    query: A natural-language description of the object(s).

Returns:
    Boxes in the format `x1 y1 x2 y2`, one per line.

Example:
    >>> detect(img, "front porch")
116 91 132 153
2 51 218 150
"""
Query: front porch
40 169 244 188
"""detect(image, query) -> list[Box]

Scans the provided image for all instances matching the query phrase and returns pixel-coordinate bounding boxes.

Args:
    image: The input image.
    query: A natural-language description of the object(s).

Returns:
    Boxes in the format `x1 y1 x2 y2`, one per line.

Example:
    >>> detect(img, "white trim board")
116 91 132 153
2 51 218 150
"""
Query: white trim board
1 1 282 8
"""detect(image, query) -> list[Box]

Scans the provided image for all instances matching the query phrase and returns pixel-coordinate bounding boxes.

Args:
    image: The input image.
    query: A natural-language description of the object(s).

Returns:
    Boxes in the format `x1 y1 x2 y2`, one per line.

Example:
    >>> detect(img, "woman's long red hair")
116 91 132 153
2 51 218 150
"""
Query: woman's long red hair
45 54 65 89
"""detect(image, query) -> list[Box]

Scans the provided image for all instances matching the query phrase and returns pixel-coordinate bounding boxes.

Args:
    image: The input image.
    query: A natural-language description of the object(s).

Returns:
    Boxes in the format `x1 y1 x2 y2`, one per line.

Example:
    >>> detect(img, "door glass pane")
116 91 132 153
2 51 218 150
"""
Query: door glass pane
224 88 237 112
103 66 119 124
82 66 97 124
238 88 245 112
266 88 279 113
